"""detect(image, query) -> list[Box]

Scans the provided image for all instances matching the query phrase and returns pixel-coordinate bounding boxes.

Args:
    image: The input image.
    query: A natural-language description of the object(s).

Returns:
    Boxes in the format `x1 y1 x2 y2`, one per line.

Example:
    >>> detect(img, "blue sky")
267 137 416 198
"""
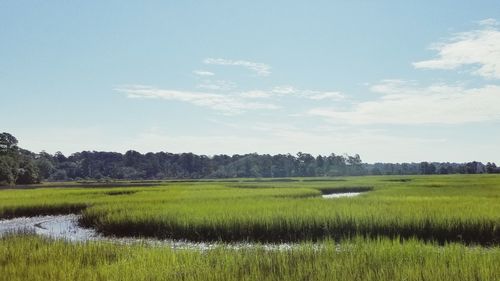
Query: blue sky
1 1 500 163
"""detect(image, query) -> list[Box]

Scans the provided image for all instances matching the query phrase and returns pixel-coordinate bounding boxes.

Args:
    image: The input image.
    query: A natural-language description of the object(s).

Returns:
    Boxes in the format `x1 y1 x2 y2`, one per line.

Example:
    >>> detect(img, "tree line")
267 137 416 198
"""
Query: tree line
0 132 499 185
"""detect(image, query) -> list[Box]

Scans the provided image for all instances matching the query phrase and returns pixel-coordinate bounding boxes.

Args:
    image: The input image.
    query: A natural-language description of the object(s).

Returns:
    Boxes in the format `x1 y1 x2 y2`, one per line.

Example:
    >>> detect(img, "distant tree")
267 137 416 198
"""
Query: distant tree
54 151 67 162
2 132 497 182
346 154 364 175
420 162 436 174
0 132 18 153
438 165 450 174
486 162 498 173
16 161 40 184
35 152 55 179
49 169 68 181
0 133 20 185
326 153 347 176
0 156 16 184
0 133 42 185
297 152 316 176
124 150 142 167
315 155 325 176
371 167 382 175
465 162 481 174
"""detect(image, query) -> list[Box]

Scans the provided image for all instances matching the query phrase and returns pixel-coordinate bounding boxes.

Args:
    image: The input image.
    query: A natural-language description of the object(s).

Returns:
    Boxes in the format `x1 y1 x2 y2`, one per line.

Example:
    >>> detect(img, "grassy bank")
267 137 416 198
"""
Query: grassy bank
1 235 498 281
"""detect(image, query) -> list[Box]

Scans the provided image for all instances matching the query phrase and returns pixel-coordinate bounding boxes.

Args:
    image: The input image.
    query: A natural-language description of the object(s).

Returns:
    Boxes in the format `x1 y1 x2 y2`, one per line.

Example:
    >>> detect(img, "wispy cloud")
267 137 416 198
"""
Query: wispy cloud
116 85 279 114
240 86 345 101
197 79 236 91
413 19 500 79
309 80 500 125
203 58 271 76
271 86 295 94
240 90 272 98
193 70 215 76
307 91 345 100
478 18 498 26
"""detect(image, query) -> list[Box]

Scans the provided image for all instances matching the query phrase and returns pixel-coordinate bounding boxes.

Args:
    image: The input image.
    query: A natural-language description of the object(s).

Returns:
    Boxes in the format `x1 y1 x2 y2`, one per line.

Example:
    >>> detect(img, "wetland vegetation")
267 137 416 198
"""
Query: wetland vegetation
1 235 499 281
1 172 499 280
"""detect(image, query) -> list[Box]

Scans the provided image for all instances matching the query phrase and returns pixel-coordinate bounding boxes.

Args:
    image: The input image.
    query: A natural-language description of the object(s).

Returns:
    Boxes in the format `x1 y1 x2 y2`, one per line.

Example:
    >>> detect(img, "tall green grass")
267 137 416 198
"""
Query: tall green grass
1 175 500 244
0 235 498 281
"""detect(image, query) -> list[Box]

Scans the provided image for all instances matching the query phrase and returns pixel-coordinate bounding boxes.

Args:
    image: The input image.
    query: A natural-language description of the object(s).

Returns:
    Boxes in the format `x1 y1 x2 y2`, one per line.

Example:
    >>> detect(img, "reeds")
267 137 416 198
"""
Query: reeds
1 175 500 245
0 235 498 281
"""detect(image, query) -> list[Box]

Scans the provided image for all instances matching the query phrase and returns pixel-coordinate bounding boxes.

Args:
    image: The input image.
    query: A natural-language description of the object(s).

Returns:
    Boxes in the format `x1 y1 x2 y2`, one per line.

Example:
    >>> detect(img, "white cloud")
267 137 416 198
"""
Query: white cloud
116 85 279 114
478 18 498 26
309 80 500 125
413 20 500 79
193 70 215 76
271 86 296 94
239 86 345 101
369 79 415 94
197 80 236 91
239 87 295 99
240 90 272 98
203 58 271 76
306 91 345 101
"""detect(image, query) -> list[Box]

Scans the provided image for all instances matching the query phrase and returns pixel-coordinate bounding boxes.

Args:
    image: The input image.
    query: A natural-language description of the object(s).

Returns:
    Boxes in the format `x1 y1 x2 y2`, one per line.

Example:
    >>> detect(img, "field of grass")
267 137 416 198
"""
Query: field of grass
1 174 500 280
1 175 499 244
1 235 498 281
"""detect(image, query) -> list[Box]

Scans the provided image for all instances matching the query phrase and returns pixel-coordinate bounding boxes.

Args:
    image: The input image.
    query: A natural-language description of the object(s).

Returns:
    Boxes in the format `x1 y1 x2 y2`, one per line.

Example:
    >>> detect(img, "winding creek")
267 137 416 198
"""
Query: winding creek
322 192 362 198
0 214 294 250
0 192 363 250
0 214 95 242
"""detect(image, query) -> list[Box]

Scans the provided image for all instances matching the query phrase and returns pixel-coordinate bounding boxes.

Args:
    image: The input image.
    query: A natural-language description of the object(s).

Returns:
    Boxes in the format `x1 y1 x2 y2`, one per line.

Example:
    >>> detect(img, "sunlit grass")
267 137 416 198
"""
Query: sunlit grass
1 174 499 244
0 235 498 281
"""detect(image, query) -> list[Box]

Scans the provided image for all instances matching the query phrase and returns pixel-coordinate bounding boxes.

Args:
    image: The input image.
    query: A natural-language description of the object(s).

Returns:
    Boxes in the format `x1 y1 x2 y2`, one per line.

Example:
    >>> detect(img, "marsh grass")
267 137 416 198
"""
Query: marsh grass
1 175 499 244
0 203 87 219
0 235 498 281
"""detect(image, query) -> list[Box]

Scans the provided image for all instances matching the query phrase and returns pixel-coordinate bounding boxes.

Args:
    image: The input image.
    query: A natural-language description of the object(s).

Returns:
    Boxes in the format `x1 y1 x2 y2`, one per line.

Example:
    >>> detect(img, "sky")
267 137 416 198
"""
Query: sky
1 1 500 163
